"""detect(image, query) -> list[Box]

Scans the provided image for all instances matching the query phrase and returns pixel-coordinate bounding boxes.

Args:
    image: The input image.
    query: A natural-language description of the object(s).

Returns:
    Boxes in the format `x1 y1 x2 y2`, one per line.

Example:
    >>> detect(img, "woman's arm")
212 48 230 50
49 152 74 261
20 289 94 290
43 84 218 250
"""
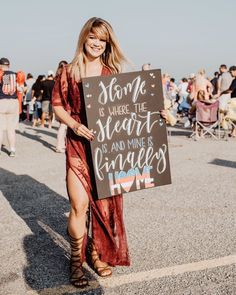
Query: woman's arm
207 80 213 96
53 105 94 141
31 89 37 103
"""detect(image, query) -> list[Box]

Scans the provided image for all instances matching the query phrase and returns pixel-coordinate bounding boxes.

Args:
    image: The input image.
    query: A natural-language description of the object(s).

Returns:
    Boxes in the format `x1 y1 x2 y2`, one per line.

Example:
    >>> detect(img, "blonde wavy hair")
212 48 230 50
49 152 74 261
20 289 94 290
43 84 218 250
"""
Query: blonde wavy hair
197 90 205 101
68 17 128 81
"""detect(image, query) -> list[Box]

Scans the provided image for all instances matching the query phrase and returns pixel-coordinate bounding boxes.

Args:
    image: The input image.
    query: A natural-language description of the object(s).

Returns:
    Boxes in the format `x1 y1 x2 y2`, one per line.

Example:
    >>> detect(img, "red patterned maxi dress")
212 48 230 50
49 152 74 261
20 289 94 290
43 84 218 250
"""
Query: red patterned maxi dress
52 65 130 266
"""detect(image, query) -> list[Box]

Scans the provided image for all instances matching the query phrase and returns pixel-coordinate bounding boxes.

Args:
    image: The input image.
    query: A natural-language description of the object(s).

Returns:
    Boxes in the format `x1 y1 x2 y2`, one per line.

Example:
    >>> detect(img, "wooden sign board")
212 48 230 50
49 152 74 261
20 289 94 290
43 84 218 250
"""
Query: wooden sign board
82 69 171 199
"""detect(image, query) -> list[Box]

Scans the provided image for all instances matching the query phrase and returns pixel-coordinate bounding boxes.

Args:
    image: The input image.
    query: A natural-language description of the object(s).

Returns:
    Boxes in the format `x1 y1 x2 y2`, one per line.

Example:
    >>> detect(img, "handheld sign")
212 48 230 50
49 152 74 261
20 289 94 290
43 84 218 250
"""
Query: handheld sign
82 69 171 199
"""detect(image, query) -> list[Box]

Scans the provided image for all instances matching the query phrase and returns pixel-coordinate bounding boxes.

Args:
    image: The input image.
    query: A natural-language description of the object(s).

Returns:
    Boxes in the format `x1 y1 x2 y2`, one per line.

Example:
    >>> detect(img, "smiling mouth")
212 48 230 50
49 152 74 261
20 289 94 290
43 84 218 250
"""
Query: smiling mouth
91 47 101 51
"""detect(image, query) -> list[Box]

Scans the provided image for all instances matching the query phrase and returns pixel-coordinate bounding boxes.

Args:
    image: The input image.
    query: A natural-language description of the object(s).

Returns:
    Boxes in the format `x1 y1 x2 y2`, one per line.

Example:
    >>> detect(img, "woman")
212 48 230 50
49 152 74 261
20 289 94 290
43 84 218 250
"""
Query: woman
52 17 130 288
190 69 213 101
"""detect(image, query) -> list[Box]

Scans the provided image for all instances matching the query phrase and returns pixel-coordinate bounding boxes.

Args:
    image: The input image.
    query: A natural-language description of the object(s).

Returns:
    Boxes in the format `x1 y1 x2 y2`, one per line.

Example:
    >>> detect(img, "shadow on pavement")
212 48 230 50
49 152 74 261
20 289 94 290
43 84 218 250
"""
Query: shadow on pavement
209 158 236 169
168 129 192 137
20 121 59 131
16 130 56 152
167 124 192 137
0 168 104 294
0 144 10 155
25 126 58 139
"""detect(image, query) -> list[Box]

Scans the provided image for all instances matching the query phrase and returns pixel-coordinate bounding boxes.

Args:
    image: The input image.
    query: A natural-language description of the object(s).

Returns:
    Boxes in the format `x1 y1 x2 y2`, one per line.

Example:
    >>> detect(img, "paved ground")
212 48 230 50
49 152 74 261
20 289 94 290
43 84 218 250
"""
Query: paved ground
0 122 235 295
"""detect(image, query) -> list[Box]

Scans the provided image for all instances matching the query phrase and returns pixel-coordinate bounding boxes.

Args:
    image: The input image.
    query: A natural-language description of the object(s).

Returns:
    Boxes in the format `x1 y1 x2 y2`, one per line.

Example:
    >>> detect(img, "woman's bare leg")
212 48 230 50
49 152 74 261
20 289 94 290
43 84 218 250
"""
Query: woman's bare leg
48 113 53 129
67 168 89 237
91 198 112 277
41 112 46 127
67 168 89 288
67 168 111 277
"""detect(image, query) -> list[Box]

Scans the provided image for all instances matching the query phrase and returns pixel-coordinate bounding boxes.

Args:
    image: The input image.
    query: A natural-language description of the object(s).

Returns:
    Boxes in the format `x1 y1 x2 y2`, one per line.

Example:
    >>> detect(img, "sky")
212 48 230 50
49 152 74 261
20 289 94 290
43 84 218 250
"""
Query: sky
1 0 235 82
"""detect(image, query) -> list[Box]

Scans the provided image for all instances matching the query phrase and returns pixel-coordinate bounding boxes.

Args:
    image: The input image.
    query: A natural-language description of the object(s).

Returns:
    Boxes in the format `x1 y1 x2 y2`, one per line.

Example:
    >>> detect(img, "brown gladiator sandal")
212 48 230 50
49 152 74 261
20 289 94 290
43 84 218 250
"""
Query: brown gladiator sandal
91 245 112 277
67 230 88 288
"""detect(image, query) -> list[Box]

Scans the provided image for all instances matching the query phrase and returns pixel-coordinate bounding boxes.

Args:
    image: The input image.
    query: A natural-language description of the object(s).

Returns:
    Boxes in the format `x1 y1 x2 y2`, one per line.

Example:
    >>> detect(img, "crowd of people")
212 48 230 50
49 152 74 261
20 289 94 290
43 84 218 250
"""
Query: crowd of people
0 58 69 156
0 58 236 156
0 58 235 155
161 64 236 138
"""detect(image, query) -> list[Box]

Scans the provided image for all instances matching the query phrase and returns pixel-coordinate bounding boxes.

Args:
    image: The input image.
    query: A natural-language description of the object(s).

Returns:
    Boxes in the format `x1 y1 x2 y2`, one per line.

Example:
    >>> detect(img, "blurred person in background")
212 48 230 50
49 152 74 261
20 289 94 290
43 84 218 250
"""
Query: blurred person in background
54 60 68 152
40 70 55 128
190 69 213 101
0 58 22 156
217 64 233 96
211 71 219 96
25 73 35 122
31 75 45 127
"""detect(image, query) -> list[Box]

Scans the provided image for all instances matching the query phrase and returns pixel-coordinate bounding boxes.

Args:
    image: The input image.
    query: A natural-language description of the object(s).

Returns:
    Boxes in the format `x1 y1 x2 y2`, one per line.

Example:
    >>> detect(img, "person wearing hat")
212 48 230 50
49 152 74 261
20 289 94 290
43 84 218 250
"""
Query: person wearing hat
40 70 55 128
0 57 22 157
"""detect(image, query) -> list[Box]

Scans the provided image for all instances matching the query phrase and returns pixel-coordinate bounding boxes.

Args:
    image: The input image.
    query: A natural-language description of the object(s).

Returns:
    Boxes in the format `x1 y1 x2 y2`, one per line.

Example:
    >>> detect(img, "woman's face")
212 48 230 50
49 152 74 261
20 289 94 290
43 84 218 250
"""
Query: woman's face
84 33 107 60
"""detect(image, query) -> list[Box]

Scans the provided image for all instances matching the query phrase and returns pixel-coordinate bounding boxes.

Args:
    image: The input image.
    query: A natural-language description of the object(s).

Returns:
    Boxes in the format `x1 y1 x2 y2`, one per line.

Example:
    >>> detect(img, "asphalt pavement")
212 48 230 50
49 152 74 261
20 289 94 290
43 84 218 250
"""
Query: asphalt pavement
0 122 235 295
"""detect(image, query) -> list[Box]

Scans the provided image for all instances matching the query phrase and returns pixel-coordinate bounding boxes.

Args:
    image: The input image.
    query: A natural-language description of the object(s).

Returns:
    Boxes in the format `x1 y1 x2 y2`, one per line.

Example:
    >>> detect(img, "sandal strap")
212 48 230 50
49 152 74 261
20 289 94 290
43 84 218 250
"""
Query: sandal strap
96 265 111 271
67 229 88 287
71 266 85 278
90 244 112 277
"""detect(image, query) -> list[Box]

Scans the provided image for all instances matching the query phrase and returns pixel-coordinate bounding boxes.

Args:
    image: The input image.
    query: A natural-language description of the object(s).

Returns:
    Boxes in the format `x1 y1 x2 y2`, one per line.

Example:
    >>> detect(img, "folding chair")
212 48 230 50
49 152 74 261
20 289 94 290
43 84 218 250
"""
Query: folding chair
193 100 220 140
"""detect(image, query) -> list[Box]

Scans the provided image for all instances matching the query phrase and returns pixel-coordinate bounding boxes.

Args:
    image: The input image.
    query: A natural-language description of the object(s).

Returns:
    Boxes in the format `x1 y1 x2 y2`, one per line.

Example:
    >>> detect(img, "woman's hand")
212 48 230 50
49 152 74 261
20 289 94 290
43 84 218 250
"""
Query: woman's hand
160 109 168 121
73 123 94 141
